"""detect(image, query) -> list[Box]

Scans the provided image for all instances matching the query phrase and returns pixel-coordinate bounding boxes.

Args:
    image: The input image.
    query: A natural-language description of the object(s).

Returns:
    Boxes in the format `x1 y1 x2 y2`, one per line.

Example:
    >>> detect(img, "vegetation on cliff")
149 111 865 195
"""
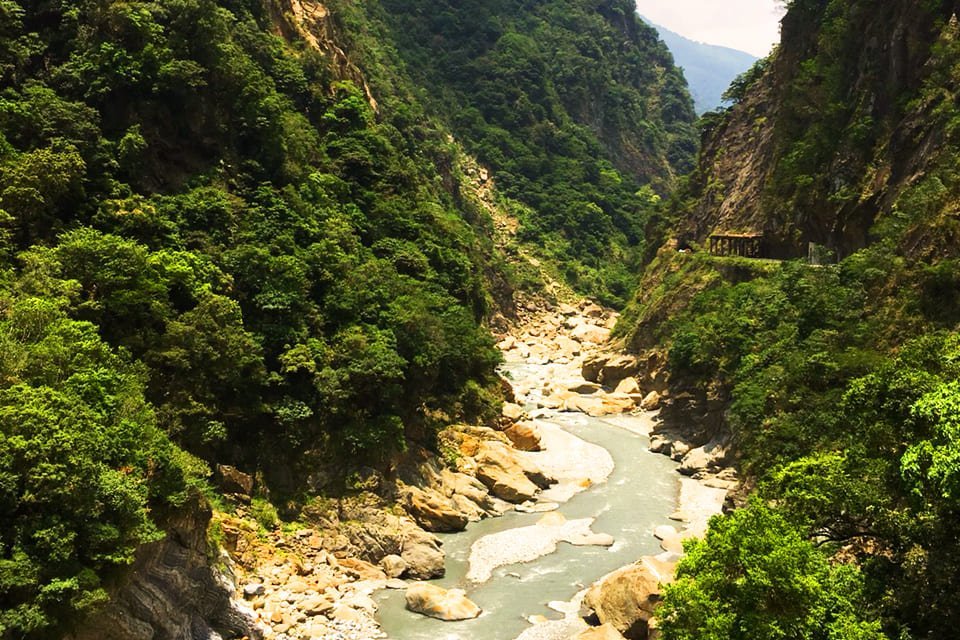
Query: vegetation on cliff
631 1 960 638
0 0 501 634
334 0 698 305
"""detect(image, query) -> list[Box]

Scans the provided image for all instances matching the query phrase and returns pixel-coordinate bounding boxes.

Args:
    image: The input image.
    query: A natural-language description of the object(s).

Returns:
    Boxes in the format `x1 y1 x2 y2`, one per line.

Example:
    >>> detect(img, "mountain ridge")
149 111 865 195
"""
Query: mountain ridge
641 17 759 113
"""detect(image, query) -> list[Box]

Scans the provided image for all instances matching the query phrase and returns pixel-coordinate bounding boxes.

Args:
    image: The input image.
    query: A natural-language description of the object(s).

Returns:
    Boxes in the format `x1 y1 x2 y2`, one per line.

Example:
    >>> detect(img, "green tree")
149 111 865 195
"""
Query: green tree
660 502 885 640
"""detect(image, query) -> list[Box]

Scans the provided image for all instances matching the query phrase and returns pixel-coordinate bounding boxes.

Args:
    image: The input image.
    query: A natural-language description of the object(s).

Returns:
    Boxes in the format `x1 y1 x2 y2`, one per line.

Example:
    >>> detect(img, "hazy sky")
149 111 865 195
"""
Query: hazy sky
635 0 786 57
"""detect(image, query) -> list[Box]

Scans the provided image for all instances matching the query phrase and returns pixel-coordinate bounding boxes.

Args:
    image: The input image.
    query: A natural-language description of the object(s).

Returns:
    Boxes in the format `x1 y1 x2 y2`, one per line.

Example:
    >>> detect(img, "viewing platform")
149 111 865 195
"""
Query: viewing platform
708 233 764 258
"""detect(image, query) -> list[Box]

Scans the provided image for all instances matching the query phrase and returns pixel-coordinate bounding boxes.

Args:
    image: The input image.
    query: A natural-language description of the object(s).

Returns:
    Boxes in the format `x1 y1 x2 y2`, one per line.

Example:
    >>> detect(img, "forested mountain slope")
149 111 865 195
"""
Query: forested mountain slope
0 0 506 635
0 0 698 637
340 0 698 305
618 1 960 638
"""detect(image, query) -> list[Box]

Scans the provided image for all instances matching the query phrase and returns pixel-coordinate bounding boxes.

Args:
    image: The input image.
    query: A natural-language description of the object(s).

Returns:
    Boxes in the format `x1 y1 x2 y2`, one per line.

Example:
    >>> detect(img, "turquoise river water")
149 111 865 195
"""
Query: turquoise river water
376 383 680 640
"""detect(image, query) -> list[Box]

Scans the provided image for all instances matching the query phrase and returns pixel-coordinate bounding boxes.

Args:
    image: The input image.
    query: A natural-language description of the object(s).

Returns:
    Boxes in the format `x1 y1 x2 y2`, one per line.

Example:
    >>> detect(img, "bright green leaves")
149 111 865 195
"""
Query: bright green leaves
902 381 960 501
660 502 885 640
0 293 197 637
0 143 86 245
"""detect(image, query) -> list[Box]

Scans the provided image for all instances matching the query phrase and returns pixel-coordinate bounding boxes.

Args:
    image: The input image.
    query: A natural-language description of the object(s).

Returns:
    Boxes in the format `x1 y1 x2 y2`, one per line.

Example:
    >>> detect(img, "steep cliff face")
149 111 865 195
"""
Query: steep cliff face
683 0 960 259
66 499 260 640
374 0 697 185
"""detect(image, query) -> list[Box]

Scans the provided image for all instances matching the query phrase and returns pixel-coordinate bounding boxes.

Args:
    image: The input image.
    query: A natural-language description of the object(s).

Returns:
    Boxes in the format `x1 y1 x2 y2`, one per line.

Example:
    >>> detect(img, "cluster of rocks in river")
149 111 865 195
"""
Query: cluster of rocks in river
213 363 570 636
492 297 738 640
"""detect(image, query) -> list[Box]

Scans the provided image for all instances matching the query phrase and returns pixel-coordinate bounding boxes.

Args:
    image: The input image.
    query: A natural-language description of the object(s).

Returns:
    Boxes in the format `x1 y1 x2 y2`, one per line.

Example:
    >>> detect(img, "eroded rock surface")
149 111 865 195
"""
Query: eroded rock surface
404 583 482 621
67 497 261 640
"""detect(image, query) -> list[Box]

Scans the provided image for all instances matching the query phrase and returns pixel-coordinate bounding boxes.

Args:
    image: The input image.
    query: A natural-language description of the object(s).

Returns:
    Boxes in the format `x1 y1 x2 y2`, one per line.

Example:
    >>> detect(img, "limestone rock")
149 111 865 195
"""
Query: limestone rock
337 557 387 581
569 381 603 394
475 441 545 502
614 377 641 395
583 557 676 639
582 354 608 382
380 554 408 579
648 434 671 454
216 464 254 498
653 525 677 541
597 355 639 385
440 469 498 514
599 394 637 415
678 440 730 476
640 390 661 411
571 323 611 344
563 395 605 415
67 497 262 640
583 303 605 318
400 485 469 532
400 529 446 580
405 583 482 621
502 402 526 421
503 421 542 452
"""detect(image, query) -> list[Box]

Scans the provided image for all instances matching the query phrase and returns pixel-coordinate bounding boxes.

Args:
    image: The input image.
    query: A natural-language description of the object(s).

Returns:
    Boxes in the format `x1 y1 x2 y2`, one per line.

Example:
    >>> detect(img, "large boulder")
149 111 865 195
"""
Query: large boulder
400 485 469 533
582 355 608 382
503 421 542 452
502 402 526 421
598 355 639 385
405 583 482 621
216 464 254 498
569 381 603 394
439 469 498 515
563 395 605 415
583 557 675 640
678 440 730 476
399 528 445 580
614 377 640 395
640 391 661 411
571 323 611 345
474 441 553 502
380 554 408 579
582 303 605 318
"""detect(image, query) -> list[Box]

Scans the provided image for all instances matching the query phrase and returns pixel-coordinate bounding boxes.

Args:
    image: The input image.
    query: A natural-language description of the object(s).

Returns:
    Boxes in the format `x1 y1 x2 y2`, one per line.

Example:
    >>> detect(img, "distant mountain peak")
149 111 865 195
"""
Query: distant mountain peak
640 17 758 114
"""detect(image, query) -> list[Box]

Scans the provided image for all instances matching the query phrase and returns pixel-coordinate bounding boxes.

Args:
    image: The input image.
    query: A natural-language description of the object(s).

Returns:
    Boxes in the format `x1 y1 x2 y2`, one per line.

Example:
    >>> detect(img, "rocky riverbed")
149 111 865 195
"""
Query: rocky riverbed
212 296 736 640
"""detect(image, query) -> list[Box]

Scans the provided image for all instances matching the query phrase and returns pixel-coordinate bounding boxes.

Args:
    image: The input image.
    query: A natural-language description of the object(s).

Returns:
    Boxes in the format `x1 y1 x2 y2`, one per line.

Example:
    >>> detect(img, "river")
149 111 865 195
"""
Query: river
376 359 681 640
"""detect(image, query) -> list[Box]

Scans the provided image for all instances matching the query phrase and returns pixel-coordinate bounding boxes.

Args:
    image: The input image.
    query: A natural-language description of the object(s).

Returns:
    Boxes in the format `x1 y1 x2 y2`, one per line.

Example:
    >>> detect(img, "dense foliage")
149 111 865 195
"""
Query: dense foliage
0 0 533 634
335 0 698 305
655 245 960 638
644 2 960 637
0 287 201 637
661 502 884 640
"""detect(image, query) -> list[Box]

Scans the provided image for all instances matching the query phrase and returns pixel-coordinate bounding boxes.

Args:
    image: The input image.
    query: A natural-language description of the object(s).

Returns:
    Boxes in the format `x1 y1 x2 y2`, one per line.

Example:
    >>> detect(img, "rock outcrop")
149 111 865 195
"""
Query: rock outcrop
503 420 543 451
404 583 482 621
399 484 470 532
474 440 554 502
67 497 261 640
583 556 676 640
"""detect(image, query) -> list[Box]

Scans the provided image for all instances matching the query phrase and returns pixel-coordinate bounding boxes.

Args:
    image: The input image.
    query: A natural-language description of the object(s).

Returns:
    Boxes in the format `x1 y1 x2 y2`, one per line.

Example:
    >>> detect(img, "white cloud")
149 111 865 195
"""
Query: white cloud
635 0 786 57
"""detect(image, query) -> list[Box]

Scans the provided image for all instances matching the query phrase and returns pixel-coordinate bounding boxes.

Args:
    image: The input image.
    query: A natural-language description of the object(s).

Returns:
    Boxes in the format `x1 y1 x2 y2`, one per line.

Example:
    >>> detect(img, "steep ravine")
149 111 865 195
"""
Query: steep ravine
373 300 732 640
63 297 732 640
